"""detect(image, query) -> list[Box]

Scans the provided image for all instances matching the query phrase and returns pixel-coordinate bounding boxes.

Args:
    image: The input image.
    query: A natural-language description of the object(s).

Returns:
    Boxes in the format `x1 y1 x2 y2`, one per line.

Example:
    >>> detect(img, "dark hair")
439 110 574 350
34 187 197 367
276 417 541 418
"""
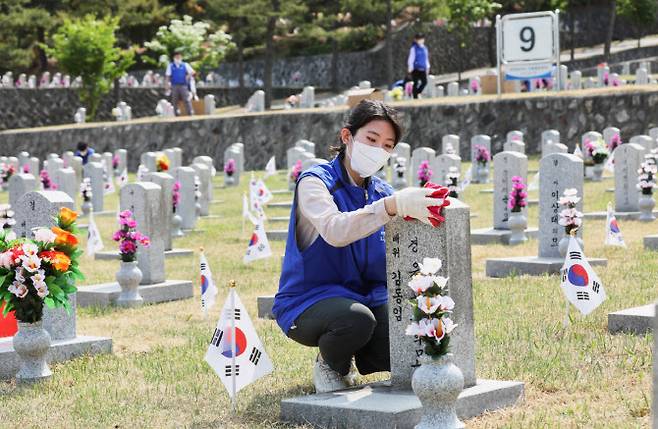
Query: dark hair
414 33 425 40
76 142 88 151
331 99 402 156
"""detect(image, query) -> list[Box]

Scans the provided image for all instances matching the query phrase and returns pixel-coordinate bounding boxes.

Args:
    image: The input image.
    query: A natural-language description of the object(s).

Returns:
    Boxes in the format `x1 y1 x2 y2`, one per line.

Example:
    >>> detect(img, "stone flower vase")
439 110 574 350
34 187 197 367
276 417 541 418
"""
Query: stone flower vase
81 200 92 216
507 211 528 245
638 194 656 222
591 163 604 182
172 210 184 237
412 353 465 429
14 320 52 383
476 163 489 184
558 234 585 257
115 261 144 307
225 173 235 187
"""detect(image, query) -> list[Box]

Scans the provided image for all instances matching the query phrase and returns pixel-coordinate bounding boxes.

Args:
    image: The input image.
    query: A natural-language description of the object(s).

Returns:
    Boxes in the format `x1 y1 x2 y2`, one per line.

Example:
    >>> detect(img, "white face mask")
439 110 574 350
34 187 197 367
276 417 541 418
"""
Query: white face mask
174 58 182 65
349 137 391 178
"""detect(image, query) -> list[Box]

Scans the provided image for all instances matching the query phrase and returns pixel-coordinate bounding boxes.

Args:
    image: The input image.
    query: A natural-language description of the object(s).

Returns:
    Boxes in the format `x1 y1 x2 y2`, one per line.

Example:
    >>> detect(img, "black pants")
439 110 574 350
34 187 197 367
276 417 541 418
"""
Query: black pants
288 297 390 376
411 69 428 98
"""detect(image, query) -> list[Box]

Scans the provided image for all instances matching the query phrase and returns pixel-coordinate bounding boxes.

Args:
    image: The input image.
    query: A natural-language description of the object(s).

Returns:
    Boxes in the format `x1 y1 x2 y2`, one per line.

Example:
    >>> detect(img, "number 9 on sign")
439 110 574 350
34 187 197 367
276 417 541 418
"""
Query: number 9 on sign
501 14 555 63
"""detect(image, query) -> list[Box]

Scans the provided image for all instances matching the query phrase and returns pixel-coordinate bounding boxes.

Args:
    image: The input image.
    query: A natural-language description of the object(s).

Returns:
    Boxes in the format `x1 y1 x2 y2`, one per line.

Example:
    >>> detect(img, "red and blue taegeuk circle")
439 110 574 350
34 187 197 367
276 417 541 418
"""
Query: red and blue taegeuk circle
221 326 247 357
567 264 589 287
610 219 620 233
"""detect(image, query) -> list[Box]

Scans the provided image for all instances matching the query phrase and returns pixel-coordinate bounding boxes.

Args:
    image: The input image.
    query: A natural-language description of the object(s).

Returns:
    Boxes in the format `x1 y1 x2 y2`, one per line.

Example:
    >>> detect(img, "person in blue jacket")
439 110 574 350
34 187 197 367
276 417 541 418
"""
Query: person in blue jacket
407 33 430 99
273 100 444 393
74 142 94 165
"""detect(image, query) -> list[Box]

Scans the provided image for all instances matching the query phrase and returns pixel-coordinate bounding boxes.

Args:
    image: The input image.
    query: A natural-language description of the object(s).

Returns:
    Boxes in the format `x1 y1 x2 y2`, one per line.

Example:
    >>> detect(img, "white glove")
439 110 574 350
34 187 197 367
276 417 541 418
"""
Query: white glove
394 187 441 226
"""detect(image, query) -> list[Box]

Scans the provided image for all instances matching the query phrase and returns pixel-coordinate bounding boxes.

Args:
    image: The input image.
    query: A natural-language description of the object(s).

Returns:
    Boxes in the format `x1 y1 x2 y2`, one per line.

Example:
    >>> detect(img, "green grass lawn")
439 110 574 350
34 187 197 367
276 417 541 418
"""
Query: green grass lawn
0 159 654 428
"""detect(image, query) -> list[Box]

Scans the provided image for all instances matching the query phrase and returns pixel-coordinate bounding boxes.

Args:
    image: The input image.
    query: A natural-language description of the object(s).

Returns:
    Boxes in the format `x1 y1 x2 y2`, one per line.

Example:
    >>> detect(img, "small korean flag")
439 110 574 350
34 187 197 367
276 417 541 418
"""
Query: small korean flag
205 289 273 398
560 236 607 316
243 218 272 264
605 203 626 247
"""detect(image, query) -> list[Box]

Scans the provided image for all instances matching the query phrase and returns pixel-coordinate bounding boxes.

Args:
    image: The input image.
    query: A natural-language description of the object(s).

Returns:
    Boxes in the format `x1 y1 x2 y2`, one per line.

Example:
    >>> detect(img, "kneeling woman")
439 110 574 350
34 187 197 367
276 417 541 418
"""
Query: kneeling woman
272 100 442 392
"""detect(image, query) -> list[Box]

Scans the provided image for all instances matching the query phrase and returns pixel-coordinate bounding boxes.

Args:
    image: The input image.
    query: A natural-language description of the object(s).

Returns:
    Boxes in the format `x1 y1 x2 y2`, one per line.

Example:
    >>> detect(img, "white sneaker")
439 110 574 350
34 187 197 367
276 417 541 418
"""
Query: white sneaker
313 354 348 393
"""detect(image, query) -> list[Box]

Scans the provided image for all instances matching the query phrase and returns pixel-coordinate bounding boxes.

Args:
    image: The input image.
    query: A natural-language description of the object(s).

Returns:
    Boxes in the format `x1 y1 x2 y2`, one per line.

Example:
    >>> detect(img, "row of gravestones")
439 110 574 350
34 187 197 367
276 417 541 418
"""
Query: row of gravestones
285 140 327 190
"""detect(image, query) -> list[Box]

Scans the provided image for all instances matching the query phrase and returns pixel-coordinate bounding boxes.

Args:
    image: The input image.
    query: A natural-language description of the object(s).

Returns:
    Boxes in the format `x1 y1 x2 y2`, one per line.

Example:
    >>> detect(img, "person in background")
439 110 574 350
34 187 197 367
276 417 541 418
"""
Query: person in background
74 142 95 165
165 50 195 116
407 33 430 99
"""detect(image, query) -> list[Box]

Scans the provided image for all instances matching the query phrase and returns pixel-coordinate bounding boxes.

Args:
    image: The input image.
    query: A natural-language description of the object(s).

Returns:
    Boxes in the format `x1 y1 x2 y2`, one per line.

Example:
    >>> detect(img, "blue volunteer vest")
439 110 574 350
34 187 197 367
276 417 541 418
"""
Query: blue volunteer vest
272 155 393 334
412 43 428 71
170 62 188 85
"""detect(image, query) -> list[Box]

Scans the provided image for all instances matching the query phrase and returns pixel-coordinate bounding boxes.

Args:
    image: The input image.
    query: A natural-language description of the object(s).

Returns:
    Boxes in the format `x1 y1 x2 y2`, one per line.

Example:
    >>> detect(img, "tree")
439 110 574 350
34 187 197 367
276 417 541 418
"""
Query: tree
446 0 501 81
205 0 267 89
47 15 135 119
143 15 234 71
0 0 54 73
603 0 616 62
617 0 658 48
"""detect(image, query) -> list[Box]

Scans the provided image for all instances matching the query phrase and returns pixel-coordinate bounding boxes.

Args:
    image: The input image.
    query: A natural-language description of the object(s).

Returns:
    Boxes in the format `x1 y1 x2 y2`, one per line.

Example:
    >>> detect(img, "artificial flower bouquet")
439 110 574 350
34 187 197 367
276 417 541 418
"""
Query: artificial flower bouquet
405 258 457 358
508 176 528 213
584 137 609 164
156 154 170 172
558 188 583 235
0 207 83 323
417 160 433 187
224 159 236 177
637 156 657 195
289 160 302 183
474 145 491 165
172 181 181 213
112 211 150 263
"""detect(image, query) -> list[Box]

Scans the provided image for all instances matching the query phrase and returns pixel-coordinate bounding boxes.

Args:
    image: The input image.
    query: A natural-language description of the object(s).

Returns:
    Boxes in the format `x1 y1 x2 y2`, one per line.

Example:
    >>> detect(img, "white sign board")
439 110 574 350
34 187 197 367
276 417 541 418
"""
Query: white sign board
502 15 556 63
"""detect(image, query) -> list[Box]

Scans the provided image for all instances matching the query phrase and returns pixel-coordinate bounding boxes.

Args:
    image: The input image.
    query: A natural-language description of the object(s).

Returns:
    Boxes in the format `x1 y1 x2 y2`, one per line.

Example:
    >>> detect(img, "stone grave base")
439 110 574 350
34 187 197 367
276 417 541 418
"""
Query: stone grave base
257 295 275 319
0 335 112 379
93 248 193 260
199 214 222 220
486 256 607 278
76 280 193 308
583 211 646 220
269 201 293 209
182 229 205 234
528 199 538 206
608 304 655 335
268 216 290 222
210 200 225 205
471 227 539 245
644 235 658 250
267 230 288 241
606 188 614 193
280 379 524 429
528 169 538 174
272 189 291 195
479 189 494 194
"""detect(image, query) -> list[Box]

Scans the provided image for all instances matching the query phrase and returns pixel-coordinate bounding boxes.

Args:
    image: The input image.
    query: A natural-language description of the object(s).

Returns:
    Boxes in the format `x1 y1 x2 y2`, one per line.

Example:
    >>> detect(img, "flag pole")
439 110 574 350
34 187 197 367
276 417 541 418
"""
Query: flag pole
229 279 237 413
563 228 578 328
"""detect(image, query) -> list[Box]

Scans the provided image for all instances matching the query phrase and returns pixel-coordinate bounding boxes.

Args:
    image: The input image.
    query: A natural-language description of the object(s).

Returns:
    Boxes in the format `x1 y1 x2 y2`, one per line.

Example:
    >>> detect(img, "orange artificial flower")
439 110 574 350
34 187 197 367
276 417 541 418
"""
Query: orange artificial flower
39 250 71 272
59 207 78 226
51 226 79 248
156 155 170 172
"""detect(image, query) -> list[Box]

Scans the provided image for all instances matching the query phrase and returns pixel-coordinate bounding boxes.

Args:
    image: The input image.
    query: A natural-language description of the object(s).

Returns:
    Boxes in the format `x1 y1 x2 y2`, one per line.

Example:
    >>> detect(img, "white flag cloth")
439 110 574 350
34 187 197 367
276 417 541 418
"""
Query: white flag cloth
459 166 472 191
103 166 115 195
205 289 274 398
242 194 257 225
86 212 104 256
243 218 272 263
604 150 615 173
528 172 540 191
573 144 583 159
200 252 218 314
560 236 607 316
605 204 626 247
118 168 128 188
250 178 273 210
264 156 276 178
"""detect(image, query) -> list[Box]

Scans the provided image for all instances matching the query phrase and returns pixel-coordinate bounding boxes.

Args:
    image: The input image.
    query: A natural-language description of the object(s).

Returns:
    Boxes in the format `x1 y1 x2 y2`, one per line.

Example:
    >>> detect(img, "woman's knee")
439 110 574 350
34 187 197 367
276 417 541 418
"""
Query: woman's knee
337 303 377 339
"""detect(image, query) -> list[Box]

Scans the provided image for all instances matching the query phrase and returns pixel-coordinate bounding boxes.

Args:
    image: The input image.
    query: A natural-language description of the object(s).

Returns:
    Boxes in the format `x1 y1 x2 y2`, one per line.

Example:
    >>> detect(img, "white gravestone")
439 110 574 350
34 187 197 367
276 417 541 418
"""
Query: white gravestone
614 143 645 213
432 154 461 188
84 162 105 212
442 135 460 156
175 167 198 230
410 147 436 187
8 173 36 208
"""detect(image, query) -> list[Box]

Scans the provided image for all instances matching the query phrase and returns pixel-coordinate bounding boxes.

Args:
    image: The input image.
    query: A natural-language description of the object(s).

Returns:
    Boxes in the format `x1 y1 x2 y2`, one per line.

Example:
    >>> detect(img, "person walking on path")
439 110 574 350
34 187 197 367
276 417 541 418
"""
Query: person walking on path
165 50 195 116
407 33 430 99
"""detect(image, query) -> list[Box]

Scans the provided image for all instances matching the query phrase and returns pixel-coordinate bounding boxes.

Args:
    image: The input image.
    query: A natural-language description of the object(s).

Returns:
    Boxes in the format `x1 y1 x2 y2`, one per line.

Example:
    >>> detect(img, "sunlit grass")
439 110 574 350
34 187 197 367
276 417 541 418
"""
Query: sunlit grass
0 160 653 428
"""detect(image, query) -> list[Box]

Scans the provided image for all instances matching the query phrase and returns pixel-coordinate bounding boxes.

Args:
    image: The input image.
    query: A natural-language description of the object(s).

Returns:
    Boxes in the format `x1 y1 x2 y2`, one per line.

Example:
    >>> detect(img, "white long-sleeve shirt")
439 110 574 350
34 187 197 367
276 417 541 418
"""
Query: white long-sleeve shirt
407 45 430 74
296 173 394 251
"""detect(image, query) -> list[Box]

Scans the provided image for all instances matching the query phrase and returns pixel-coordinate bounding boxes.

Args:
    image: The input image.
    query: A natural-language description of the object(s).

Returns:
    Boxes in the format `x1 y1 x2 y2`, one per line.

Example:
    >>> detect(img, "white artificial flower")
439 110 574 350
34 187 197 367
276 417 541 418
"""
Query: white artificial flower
33 228 56 244
405 320 425 337
418 258 442 275
21 254 41 273
408 275 433 295
14 268 25 284
5 231 16 241
0 251 13 269
9 281 28 299
438 296 455 311
21 242 39 257
416 295 442 315
31 270 46 285
33 280 49 298
442 317 458 334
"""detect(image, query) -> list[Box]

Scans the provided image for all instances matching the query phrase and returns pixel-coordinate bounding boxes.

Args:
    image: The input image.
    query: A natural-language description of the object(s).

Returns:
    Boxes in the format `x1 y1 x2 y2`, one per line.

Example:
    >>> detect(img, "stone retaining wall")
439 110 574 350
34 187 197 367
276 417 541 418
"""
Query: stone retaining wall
1 88 656 171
